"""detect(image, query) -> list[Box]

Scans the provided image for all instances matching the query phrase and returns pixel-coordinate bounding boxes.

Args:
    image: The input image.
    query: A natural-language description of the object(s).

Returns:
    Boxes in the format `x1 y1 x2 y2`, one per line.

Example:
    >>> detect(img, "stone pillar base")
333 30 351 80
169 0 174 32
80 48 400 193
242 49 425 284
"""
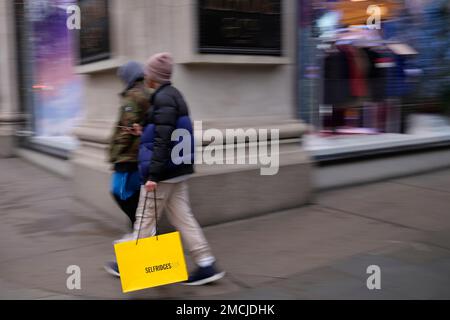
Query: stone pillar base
189 156 312 226
0 114 25 158
0 135 14 158
73 151 312 228
71 119 313 227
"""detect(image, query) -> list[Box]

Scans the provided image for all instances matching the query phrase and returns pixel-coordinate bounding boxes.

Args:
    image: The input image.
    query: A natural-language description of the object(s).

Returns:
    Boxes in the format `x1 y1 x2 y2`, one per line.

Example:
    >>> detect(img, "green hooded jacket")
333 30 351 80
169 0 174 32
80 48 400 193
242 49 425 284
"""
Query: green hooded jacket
108 84 152 169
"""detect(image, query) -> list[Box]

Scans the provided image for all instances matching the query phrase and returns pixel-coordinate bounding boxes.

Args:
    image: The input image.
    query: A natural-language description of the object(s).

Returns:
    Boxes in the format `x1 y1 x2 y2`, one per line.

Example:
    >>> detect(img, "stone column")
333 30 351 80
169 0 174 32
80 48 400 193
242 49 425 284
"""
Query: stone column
0 0 24 158
72 0 313 227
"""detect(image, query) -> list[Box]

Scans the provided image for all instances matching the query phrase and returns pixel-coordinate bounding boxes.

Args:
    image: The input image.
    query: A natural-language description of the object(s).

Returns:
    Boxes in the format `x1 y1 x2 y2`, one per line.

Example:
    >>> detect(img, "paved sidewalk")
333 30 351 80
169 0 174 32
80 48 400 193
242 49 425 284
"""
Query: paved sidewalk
1 158 450 299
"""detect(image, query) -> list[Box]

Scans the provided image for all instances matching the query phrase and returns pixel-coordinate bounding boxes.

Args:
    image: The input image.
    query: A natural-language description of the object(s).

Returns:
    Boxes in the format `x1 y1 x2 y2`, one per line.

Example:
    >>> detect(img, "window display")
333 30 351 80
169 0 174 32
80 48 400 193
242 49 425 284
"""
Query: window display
298 0 450 159
15 0 83 152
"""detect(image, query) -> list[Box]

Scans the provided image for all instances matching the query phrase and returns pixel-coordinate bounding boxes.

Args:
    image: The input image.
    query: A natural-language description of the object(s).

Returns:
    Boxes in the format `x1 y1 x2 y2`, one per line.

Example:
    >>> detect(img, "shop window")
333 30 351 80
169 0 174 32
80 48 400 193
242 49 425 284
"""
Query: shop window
198 0 282 56
78 0 111 65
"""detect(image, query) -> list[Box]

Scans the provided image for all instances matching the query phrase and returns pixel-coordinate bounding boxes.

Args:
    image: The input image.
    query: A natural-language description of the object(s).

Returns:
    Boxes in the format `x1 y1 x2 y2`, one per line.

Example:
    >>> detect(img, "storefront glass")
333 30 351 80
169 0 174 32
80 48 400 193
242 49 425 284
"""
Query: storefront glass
15 0 83 154
298 0 450 160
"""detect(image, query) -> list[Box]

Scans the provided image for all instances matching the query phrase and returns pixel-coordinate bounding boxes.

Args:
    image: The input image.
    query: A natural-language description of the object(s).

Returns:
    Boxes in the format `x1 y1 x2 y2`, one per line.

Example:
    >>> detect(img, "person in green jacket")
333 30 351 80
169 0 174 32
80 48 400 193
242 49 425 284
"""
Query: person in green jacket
105 61 152 277
108 61 151 226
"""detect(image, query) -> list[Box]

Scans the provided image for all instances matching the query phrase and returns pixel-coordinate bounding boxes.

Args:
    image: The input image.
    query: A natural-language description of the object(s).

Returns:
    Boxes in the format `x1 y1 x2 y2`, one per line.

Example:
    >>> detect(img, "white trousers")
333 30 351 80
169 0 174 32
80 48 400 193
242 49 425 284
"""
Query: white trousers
132 181 215 266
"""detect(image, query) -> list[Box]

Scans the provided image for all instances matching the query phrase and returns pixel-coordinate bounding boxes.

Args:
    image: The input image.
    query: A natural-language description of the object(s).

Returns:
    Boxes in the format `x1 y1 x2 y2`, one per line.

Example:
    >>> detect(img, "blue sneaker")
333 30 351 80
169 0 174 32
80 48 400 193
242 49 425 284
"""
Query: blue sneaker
104 261 120 278
183 264 225 286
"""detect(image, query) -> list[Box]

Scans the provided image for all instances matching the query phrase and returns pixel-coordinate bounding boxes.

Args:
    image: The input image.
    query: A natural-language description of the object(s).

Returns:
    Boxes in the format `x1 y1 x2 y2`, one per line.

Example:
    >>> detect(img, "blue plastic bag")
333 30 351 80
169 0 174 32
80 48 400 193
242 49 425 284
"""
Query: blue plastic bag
111 171 141 201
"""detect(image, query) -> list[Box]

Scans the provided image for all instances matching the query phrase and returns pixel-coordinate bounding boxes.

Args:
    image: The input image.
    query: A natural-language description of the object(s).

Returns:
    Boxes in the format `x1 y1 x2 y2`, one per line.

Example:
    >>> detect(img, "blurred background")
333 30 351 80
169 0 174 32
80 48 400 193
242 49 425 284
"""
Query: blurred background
1 0 450 299
1 0 448 170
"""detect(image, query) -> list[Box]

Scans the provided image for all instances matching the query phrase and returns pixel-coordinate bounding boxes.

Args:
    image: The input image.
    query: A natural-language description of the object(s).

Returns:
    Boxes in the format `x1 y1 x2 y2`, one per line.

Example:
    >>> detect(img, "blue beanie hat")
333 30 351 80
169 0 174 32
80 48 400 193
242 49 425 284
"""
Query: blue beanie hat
117 61 145 91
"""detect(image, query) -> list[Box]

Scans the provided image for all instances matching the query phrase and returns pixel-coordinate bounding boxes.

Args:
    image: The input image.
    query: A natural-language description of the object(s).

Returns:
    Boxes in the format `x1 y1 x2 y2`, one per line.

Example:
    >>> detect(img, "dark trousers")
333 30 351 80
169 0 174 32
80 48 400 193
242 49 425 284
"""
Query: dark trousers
112 191 140 228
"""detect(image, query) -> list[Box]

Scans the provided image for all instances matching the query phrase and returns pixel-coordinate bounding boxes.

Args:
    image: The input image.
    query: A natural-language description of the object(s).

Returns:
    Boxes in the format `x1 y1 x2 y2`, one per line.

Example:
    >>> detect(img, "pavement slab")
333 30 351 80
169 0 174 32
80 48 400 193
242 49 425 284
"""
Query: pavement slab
1 158 450 299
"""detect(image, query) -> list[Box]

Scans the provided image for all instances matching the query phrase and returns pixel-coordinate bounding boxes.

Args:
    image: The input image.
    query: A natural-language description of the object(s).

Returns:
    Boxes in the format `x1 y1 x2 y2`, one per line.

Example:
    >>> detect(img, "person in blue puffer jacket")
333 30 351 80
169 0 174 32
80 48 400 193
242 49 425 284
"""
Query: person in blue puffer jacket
118 52 224 286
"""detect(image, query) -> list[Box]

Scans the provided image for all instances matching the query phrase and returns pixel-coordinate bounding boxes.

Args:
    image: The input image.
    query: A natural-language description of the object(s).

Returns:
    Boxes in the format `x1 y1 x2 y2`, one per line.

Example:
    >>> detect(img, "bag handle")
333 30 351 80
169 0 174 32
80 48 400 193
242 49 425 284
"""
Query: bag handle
136 189 158 245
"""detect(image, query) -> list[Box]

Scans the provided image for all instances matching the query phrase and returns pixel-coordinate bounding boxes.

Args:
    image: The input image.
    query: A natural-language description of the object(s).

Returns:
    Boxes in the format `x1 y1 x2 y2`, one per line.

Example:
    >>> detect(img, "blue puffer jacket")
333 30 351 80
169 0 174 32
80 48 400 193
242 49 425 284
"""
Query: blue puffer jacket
138 83 195 183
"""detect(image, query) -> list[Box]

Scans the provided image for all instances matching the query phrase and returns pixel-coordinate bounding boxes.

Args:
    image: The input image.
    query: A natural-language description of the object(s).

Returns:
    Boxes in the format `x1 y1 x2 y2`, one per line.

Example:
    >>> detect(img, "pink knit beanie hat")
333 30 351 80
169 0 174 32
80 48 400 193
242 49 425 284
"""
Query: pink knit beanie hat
145 52 173 84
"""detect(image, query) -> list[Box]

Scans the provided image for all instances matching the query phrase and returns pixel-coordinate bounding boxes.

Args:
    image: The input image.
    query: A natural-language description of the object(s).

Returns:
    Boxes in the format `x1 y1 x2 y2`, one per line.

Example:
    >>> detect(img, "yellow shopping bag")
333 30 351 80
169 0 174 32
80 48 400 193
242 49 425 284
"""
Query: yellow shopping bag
114 191 188 293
